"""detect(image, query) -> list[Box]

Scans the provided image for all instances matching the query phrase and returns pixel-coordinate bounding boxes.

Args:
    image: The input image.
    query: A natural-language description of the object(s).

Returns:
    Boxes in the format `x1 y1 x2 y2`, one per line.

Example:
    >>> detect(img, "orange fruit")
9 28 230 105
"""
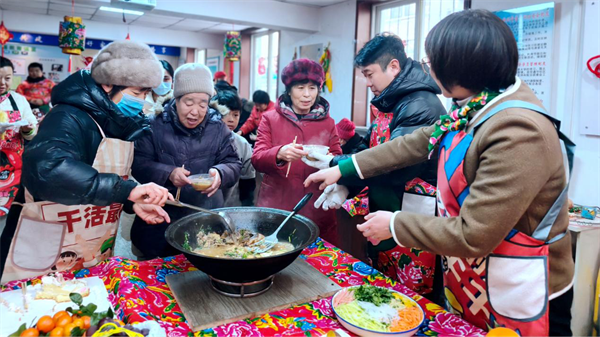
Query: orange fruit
71 314 80 320
72 318 84 329
19 328 40 337
49 327 64 337
53 311 69 321
82 316 91 329
55 314 72 328
63 323 77 336
487 327 520 337
36 315 55 333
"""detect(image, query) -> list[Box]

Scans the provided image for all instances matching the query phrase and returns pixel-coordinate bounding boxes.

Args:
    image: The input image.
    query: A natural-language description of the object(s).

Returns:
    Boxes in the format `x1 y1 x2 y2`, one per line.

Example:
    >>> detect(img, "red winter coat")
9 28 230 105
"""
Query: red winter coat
251 98 342 245
239 101 275 136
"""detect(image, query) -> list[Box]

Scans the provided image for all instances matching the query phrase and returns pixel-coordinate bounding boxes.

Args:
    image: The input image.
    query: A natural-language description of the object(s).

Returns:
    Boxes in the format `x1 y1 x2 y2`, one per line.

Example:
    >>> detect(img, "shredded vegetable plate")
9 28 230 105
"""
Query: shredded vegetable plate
332 285 423 333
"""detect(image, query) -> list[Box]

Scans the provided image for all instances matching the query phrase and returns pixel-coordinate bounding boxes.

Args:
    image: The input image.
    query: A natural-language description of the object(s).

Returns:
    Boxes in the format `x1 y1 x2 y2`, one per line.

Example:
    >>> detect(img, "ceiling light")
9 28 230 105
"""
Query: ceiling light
99 6 144 16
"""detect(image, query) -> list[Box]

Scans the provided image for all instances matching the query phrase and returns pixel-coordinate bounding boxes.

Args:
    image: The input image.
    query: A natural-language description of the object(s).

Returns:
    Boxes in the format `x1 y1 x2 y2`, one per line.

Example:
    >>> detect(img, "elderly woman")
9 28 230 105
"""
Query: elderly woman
0 40 171 283
251 59 342 245
131 63 241 259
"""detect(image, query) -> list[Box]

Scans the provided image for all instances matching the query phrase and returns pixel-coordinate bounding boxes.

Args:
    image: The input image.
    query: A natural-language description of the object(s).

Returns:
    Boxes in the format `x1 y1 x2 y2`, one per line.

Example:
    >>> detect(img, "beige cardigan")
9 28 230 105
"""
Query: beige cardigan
345 80 574 295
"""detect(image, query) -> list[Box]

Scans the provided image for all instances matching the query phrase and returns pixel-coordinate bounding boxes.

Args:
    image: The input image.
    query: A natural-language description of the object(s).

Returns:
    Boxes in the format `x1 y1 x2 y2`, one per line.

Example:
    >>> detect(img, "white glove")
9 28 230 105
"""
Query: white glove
314 184 350 211
301 151 334 170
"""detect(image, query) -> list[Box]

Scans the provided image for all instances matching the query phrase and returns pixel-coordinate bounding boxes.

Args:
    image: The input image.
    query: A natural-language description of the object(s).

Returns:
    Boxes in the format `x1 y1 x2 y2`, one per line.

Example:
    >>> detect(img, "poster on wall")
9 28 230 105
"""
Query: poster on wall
3 42 70 86
206 57 220 76
495 2 554 108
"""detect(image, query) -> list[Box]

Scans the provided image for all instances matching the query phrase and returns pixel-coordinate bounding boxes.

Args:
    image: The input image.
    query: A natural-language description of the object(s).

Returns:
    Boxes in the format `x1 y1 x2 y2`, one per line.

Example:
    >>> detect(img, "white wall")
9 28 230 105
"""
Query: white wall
279 0 357 123
472 0 600 207
2 11 223 50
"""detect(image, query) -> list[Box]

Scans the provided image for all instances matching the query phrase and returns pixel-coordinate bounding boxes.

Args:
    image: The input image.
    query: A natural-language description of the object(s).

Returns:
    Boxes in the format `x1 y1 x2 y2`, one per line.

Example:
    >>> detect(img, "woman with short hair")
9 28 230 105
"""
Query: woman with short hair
306 10 574 335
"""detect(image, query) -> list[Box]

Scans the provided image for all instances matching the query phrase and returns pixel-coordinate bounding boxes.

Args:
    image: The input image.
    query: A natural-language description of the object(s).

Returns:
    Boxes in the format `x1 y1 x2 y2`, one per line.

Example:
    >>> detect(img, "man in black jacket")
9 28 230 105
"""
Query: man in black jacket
304 34 446 296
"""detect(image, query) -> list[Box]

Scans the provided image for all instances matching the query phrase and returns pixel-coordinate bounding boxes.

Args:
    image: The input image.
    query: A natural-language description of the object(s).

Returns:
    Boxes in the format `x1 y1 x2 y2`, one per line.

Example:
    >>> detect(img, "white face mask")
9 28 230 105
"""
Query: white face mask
153 81 172 96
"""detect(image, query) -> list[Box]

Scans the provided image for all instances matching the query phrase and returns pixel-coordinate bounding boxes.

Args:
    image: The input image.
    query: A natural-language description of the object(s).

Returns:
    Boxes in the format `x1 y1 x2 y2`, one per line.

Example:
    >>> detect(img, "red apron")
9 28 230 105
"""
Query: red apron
0 95 25 216
437 100 574 335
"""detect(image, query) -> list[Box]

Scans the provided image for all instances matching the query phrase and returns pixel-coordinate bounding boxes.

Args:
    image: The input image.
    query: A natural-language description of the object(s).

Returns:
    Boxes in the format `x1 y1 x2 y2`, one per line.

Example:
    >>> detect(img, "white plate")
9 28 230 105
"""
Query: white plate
0 277 112 336
331 285 424 337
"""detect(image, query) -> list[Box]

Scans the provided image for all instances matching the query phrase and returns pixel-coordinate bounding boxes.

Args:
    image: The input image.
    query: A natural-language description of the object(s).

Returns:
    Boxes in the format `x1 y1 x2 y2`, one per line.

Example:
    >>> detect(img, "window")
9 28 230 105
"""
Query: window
368 0 463 116
251 31 279 100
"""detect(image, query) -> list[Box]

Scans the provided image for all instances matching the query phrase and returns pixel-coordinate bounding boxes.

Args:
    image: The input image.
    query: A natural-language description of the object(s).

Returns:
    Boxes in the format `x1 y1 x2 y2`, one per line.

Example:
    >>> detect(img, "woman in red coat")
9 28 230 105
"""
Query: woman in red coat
251 59 342 245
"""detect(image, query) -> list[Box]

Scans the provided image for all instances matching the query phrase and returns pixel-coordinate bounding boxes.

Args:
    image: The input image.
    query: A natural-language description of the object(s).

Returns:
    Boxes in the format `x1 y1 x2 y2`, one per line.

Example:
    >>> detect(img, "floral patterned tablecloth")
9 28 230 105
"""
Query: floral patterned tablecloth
1 239 485 337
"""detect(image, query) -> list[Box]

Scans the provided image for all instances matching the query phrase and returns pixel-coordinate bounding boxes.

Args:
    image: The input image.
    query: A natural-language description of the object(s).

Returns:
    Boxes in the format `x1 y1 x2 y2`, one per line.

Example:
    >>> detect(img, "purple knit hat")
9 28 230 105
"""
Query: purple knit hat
281 58 325 87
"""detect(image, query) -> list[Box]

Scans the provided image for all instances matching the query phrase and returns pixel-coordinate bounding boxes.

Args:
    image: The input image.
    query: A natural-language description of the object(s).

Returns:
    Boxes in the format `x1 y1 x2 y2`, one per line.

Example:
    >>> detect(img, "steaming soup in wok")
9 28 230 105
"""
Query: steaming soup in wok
185 229 295 259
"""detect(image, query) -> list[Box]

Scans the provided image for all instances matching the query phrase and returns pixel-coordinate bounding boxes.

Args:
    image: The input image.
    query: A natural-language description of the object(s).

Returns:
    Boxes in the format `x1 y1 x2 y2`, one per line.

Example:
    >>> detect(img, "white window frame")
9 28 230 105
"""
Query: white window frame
373 0 423 61
250 31 279 98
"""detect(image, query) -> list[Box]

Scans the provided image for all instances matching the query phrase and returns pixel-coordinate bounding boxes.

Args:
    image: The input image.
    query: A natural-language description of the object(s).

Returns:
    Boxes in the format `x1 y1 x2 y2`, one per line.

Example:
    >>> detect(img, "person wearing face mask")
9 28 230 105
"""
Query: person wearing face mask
145 60 174 116
0 40 173 284
131 63 241 259
251 59 342 246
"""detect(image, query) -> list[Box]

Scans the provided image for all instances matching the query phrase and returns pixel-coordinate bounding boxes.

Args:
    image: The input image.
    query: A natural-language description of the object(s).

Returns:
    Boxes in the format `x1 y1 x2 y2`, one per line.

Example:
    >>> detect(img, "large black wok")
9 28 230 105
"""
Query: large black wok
164 207 320 283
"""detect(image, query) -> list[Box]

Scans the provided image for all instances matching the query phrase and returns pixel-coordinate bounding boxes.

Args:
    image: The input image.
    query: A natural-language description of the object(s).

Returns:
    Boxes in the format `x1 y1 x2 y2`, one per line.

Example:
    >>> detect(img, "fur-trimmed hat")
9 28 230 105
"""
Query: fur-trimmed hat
281 58 324 88
91 40 163 88
173 63 214 98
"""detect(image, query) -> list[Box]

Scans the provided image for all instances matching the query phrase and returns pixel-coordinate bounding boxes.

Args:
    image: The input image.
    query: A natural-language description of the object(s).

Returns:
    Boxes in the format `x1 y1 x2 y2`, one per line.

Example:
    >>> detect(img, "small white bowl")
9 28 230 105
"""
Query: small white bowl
331 285 424 337
303 145 329 161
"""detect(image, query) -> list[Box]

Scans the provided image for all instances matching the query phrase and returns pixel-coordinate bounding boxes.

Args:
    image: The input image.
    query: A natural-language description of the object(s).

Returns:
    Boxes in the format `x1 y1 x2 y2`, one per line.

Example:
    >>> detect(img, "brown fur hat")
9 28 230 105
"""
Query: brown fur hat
91 40 163 88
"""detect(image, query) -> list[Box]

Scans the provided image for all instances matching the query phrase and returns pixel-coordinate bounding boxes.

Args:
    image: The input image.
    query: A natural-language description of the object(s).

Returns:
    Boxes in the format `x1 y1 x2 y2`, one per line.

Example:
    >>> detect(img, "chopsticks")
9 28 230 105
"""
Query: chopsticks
286 136 297 178
21 282 28 312
176 164 184 201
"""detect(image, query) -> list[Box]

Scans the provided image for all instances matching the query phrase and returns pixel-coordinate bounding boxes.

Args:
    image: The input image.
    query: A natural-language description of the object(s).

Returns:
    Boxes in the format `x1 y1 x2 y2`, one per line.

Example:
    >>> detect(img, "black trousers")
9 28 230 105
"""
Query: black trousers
549 287 573 336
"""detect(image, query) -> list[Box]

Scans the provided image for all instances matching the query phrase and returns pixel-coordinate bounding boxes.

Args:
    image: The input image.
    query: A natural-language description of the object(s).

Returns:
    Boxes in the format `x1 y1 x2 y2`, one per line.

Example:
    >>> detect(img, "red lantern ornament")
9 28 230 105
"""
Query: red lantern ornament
0 21 14 57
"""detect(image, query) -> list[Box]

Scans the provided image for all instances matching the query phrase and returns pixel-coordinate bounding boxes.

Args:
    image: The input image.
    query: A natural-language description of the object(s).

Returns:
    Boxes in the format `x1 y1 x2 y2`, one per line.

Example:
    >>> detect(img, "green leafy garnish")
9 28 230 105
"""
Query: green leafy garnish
183 232 191 251
288 228 297 243
71 326 86 336
9 323 27 337
354 285 393 306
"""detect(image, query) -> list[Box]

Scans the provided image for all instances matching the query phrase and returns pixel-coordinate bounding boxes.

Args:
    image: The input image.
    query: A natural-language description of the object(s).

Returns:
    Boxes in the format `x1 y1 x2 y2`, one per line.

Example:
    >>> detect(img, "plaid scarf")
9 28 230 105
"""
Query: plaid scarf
428 90 500 158
278 99 329 122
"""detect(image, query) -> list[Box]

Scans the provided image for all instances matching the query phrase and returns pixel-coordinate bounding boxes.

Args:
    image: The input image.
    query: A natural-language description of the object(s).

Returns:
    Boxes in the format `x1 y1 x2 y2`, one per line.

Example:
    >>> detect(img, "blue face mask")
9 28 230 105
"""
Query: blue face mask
116 92 146 117
152 81 172 96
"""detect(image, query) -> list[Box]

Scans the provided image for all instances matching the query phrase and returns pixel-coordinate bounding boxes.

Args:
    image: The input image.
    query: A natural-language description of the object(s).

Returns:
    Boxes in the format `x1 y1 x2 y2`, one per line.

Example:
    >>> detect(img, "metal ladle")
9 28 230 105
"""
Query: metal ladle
166 200 235 233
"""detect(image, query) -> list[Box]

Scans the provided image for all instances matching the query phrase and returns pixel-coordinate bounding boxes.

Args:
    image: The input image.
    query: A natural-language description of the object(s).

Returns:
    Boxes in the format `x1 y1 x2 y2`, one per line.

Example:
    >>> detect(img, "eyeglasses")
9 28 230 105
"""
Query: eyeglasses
421 57 431 76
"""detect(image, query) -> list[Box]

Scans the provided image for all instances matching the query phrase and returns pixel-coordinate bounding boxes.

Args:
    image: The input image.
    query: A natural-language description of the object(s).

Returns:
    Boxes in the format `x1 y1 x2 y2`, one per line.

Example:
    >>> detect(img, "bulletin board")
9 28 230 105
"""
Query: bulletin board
3 42 70 87
579 0 600 136
495 2 555 108
206 56 220 76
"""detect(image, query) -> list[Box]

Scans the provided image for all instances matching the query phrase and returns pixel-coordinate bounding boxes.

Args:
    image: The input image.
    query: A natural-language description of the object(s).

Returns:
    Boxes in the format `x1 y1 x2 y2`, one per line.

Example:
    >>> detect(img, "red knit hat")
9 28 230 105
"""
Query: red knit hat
214 71 227 80
281 58 325 87
336 118 356 140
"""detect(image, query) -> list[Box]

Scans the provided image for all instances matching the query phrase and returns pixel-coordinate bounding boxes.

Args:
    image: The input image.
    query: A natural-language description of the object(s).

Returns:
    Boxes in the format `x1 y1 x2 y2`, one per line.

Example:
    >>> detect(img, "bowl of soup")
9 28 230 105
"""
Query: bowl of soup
303 145 329 161
189 174 214 191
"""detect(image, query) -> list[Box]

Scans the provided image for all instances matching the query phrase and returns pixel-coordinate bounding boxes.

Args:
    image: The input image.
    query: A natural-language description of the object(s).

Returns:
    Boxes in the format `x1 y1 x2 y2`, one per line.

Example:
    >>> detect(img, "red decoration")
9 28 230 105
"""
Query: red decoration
126 33 131 40
0 21 14 57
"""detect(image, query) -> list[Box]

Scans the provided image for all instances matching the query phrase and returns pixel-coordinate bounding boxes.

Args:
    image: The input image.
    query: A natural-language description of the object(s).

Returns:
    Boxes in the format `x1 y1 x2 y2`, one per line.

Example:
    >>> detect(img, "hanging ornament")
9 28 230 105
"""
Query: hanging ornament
224 31 241 61
125 33 131 40
292 47 297 61
319 42 332 93
58 16 86 55
0 21 13 57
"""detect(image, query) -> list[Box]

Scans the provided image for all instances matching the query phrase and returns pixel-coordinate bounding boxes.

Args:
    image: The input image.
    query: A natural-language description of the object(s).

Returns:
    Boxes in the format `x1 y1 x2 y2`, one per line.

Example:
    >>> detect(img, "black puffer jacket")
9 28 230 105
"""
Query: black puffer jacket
21 70 150 206
332 59 446 212
130 102 241 258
